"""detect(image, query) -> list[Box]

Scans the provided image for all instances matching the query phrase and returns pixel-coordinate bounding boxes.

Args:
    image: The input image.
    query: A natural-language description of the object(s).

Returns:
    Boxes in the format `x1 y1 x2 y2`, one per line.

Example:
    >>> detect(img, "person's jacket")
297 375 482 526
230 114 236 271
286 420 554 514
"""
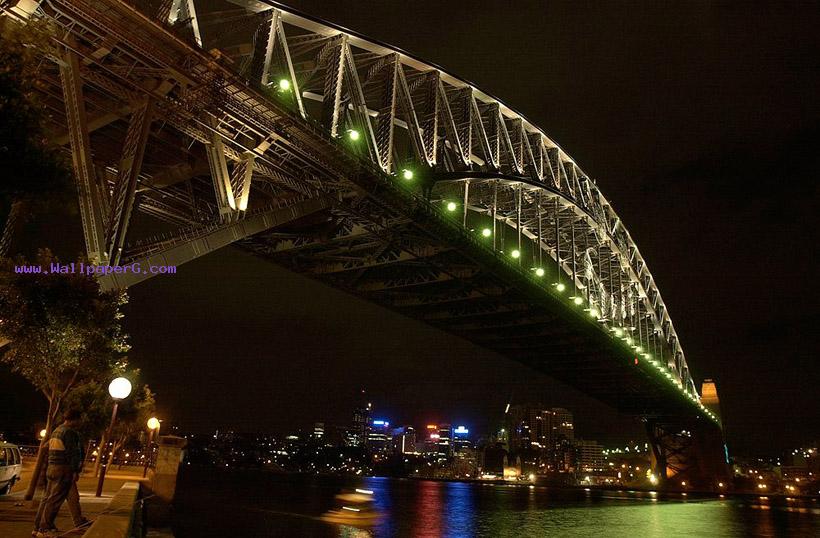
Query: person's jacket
47 424 83 472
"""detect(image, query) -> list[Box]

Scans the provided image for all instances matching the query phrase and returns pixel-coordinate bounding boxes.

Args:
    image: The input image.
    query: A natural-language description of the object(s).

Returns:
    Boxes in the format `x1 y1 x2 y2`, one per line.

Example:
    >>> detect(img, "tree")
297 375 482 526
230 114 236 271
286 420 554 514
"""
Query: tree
0 250 130 499
64 371 157 475
0 17 72 257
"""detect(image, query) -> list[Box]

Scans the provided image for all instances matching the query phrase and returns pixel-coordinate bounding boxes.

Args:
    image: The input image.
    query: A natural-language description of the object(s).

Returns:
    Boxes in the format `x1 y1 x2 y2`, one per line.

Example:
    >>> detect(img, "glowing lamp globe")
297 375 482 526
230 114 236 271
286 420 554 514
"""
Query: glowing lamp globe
347 129 360 141
39 429 47 439
108 377 132 400
535 268 545 277
481 228 492 237
278 78 291 90
147 417 161 430
511 249 521 259
446 201 457 212
401 169 414 180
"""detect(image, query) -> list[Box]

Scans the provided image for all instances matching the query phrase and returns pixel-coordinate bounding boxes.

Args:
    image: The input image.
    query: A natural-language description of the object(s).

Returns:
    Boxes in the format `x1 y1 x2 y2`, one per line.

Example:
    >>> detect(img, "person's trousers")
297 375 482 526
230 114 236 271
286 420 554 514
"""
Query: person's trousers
34 465 74 531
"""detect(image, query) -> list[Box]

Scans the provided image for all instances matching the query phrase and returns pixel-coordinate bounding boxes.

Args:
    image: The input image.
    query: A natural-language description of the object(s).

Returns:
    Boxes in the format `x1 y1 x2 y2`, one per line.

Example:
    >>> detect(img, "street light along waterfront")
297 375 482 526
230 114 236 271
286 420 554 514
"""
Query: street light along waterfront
144 416 161 478
96 377 132 497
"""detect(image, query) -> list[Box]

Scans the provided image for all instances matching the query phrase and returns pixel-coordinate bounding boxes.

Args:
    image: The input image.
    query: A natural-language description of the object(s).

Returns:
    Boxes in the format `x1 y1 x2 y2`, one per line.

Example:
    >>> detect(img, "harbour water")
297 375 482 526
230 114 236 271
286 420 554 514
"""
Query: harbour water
171 468 820 537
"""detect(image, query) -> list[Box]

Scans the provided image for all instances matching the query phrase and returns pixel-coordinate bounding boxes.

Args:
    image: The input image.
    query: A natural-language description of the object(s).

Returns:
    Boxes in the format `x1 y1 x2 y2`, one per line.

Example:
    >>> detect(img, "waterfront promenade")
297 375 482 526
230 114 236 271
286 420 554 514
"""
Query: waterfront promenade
0 462 145 537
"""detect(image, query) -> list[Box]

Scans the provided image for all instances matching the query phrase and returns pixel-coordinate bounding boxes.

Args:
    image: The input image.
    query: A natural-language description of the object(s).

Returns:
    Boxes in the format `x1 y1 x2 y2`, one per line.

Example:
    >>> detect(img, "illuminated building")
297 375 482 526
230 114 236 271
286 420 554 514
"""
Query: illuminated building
313 422 325 440
438 424 452 456
453 426 472 452
391 426 416 454
576 440 604 472
551 408 575 442
351 400 372 446
367 419 391 452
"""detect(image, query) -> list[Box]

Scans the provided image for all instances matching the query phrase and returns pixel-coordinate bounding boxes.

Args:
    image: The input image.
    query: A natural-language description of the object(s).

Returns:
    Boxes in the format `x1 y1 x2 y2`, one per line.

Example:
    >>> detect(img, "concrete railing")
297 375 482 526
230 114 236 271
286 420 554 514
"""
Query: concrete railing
84 482 141 538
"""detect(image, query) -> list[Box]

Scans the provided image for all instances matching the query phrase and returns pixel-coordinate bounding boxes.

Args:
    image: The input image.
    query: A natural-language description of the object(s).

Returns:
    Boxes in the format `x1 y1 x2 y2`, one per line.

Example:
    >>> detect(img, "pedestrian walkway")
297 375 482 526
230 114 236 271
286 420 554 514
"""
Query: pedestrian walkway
0 462 146 537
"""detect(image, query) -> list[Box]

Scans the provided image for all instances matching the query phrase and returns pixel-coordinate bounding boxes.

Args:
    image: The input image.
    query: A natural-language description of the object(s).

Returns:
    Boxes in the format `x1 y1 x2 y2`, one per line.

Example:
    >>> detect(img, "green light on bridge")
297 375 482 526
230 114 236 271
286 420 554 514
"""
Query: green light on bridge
511 249 521 259
402 168 414 180
481 228 492 237
572 296 583 305
534 268 545 277
554 282 566 292
278 78 291 91
589 308 599 318
446 201 457 212
348 129 360 141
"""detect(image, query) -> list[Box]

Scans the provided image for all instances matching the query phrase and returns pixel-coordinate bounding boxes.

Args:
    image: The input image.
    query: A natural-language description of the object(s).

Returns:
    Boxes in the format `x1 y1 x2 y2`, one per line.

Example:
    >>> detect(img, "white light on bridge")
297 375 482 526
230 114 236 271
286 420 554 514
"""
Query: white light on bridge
402 168 414 180
535 268 545 277
511 249 521 259
446 201 457 212
555 282 566 292
348 129 360 141
481 228 492 237
278 78 291 91
573 296 583 305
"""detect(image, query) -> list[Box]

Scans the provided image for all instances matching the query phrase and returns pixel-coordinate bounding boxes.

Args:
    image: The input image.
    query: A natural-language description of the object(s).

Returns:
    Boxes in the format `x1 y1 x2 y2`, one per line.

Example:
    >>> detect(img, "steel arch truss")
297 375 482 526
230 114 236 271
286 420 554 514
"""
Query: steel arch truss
3 0 713 420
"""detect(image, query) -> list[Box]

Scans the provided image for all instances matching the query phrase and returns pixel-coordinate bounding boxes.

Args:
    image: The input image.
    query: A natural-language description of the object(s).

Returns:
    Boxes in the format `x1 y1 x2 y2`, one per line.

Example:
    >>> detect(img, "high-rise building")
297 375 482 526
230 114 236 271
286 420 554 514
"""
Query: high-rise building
351 401 372 447
576 440 604 472
551 408 574 442
313 422 325 440
453 425 472 452
438 424 452 456
391 426 416 454
424 424 440 454
367 419 391 452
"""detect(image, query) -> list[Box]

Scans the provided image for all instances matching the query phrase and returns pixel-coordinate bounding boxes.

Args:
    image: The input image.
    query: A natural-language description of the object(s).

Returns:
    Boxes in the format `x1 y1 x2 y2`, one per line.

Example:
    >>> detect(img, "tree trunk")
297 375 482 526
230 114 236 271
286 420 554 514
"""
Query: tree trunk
24 397 58 501
0 199 26 258
94 433 106 477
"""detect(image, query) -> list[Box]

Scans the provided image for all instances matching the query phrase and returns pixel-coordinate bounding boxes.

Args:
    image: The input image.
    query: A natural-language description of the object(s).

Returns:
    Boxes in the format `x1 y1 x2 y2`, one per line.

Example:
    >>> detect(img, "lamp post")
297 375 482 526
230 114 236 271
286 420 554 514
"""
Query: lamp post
143 417 160 478
95 377 132 497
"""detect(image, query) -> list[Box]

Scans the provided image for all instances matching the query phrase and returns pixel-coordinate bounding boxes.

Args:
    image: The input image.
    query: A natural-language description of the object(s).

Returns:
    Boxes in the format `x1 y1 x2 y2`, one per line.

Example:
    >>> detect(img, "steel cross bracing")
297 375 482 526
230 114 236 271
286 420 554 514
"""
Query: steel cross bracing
3 0 714 423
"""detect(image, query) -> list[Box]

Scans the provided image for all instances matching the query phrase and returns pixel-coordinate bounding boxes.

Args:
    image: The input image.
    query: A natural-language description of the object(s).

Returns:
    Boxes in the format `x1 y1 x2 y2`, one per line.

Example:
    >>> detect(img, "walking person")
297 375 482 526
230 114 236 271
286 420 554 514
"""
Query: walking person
32 409 87 537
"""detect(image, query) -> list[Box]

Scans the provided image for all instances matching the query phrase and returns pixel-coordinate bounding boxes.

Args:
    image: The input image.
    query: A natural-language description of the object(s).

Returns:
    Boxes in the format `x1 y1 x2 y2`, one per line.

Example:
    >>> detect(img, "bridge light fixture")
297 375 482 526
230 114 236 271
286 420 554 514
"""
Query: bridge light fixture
511 249 521 259
555 282 566 292
635 346 643 353
402 168 414 180
589 308 599 318
535 267 545 277
446 201 457 212
625 337 633 345
481 228 492 237
278 78 291 91
347 129 360 141
573 296 583 305
613 328 623 337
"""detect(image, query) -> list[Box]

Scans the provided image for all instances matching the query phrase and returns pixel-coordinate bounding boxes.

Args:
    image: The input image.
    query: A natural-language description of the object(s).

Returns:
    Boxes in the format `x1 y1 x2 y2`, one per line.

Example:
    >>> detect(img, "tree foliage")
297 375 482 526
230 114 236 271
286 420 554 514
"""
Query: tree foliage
0 250 130 410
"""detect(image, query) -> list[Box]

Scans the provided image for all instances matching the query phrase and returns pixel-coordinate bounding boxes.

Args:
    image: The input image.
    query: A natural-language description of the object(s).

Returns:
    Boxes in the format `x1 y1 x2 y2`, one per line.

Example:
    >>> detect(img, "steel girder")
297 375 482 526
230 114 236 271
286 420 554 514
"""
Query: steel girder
6 0 713 422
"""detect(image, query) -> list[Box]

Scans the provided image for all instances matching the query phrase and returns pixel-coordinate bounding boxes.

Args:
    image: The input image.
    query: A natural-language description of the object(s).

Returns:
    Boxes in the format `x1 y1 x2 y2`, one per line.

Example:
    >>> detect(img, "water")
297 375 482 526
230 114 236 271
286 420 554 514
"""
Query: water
171 467 820 537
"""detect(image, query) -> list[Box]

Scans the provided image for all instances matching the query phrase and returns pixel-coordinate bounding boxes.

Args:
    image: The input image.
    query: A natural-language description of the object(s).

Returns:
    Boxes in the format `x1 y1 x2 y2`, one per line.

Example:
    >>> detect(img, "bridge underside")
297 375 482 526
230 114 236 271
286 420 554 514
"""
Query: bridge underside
3 0 719 433
237 201 701 420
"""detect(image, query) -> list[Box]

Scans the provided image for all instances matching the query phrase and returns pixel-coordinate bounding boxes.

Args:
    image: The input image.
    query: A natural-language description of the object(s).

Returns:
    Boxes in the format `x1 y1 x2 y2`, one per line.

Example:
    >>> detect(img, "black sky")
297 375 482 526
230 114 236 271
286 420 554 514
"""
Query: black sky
4 1 820 455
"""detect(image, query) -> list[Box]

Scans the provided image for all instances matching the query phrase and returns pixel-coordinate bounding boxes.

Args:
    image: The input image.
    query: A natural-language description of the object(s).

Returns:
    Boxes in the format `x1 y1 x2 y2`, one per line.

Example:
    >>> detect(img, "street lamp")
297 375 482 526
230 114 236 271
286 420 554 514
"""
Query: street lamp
96 377 132 497
143 417 160 478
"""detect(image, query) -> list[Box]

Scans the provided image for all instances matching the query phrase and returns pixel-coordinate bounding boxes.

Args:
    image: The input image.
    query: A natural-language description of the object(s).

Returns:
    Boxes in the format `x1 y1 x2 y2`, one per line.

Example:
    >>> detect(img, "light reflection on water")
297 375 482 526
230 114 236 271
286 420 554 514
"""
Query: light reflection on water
173 470 820 537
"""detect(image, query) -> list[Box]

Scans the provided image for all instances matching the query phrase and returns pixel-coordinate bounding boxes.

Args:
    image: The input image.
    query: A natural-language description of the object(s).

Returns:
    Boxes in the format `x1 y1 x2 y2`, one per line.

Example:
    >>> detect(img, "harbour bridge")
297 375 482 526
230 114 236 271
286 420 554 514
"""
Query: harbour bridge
4 0 727 486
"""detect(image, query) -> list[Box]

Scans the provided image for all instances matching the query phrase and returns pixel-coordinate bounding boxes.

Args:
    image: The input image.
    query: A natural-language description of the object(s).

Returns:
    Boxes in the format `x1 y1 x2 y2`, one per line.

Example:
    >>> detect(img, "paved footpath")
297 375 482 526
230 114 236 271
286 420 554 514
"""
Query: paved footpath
0 462 147 537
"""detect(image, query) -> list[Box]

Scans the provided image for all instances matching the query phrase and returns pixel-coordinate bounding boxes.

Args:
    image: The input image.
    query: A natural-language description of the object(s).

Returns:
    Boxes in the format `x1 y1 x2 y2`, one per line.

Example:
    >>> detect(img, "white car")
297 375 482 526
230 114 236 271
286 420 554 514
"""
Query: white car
0 442 23 494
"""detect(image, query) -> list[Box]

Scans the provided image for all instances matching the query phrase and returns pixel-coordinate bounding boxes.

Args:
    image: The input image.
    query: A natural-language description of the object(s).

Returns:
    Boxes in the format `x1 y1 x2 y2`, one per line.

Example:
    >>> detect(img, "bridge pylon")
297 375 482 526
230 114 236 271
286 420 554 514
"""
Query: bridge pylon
645 380 730 491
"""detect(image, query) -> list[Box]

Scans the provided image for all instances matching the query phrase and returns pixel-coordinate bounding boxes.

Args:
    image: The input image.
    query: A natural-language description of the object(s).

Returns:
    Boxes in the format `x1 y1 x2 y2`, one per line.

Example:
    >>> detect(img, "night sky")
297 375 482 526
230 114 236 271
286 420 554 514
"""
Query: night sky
4 1 820 455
